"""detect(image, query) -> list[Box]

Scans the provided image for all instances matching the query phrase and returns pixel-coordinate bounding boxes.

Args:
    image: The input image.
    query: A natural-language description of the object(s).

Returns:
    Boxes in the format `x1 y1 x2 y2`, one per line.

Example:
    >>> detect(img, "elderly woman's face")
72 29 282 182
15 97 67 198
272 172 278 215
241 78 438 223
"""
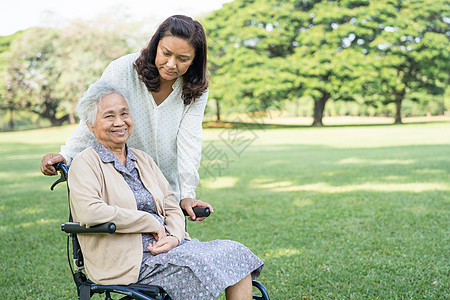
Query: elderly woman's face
88 93 133 149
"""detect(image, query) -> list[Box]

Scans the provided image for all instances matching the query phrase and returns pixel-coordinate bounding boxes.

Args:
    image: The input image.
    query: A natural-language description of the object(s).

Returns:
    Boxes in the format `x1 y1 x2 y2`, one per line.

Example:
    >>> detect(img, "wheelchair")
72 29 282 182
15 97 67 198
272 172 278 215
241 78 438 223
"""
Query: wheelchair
51 163 270 300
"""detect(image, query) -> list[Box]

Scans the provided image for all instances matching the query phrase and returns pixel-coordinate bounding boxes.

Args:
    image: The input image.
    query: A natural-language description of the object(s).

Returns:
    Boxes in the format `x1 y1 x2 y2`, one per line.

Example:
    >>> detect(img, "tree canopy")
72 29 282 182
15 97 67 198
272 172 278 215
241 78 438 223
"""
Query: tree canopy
0 1 448 128
205 0 449 125
0 19 138 128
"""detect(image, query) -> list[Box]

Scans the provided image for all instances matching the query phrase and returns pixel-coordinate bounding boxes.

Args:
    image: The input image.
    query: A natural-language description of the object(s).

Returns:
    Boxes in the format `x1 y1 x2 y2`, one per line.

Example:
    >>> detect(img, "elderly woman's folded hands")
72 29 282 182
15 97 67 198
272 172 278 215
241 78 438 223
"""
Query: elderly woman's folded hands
147 224 180 255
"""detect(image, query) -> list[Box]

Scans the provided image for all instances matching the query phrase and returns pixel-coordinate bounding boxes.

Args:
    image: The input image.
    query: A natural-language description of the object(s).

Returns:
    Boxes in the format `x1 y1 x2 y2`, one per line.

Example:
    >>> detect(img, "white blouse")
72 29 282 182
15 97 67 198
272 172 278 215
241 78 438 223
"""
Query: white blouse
60 53 207 201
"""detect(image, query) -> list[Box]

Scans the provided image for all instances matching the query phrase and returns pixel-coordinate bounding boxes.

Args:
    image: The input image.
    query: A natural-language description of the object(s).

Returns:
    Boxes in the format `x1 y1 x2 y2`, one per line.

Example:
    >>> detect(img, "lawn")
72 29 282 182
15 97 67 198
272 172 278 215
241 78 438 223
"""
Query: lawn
0 121 449 299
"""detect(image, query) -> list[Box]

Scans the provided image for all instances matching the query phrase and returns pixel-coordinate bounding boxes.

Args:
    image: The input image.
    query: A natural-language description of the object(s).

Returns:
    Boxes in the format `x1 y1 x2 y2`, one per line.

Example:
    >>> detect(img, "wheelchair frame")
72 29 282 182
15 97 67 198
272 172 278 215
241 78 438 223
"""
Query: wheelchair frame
52 163 270 300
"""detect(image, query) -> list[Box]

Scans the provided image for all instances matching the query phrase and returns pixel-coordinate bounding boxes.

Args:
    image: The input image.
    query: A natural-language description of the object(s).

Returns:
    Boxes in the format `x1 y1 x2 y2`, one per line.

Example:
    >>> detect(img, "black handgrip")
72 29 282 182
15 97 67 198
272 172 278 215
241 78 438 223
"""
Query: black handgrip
50 162 69 190
182 207 211 218
61 222 116 234
54 162 69 175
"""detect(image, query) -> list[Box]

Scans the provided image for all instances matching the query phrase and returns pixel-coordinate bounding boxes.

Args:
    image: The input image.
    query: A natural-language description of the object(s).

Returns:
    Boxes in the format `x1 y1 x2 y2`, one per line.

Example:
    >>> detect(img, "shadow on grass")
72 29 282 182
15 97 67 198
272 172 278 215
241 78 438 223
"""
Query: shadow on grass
202 120 450 130
199 143 449 192
194 143 448 298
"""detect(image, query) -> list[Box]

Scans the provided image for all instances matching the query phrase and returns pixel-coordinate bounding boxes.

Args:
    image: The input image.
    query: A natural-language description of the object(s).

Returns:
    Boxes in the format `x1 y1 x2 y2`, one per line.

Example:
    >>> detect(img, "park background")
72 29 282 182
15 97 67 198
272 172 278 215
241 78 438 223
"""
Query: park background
0 0 449 299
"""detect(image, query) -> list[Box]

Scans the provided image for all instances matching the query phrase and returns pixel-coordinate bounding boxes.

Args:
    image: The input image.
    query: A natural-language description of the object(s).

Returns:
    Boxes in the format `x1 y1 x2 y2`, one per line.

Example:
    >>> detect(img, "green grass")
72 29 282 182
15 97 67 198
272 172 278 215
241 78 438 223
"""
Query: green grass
0 122 449 299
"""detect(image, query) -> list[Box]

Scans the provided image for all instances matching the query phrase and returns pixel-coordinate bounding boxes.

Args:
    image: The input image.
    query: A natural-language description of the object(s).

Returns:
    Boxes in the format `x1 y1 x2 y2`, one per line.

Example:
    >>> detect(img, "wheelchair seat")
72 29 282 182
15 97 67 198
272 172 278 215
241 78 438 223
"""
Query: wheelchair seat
52 163 270 300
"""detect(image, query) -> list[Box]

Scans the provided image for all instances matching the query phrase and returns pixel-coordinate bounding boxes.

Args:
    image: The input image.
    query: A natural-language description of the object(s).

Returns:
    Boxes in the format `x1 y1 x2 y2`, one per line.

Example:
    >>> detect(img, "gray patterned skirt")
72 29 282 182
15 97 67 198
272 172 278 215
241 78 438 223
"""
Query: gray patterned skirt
137 238 264 300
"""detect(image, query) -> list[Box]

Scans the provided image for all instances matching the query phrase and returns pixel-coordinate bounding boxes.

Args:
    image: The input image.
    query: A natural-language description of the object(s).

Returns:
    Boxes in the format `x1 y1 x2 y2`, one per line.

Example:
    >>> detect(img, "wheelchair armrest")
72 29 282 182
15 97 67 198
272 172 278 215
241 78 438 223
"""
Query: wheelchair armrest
61 222 116 234
182 206 211 218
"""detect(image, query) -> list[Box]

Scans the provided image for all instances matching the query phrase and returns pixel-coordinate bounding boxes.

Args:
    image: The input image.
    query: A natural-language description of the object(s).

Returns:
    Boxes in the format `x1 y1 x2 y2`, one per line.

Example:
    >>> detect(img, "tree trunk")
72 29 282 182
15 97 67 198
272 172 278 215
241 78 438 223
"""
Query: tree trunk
9 108 14 131
46 114 69 126
394 98 402 124
69 113 76 124
215 98 221 122
312 92 330 126
394 89 405 124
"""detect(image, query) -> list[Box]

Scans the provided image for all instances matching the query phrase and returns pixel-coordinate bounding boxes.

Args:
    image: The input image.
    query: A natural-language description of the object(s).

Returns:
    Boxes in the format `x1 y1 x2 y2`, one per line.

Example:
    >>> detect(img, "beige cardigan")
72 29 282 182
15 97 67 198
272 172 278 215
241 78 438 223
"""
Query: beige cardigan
68 147 189 285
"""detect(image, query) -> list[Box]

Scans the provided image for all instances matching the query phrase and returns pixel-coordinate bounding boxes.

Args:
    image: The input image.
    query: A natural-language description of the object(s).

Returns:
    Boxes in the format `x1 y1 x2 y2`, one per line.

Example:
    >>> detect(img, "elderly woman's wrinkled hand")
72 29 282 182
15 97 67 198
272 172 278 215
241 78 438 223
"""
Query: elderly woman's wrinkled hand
152 225 167 241
147 236 180 255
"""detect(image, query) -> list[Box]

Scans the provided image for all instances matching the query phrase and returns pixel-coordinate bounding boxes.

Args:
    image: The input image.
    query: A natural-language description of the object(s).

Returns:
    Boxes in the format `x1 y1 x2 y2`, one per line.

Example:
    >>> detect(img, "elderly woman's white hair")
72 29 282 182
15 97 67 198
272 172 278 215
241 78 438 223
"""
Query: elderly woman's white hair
76 81 128 126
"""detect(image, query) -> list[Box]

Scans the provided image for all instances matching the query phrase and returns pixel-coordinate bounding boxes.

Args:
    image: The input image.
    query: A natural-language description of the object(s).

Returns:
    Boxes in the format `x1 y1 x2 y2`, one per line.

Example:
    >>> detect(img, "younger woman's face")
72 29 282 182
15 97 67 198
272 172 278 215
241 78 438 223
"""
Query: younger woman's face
155 36 195 83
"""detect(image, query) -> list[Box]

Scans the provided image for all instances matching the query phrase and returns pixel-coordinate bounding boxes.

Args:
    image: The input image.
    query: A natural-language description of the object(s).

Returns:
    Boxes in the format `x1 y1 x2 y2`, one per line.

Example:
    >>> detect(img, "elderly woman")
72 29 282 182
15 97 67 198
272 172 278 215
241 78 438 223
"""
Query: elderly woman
69 81 264 300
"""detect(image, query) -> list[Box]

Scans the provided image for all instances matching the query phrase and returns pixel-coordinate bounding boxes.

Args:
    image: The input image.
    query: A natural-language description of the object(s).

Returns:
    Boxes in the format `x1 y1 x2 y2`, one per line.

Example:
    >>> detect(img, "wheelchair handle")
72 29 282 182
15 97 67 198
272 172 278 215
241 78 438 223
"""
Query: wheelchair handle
54 162 69 175
50 162 69 190
182 206 211 218
62 222 116 234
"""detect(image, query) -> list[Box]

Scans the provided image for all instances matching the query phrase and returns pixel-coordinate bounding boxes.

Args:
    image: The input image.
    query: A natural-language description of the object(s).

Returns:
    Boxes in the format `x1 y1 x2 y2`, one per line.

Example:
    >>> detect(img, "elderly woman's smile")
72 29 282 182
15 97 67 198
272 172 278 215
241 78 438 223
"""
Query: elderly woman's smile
87 92 133 153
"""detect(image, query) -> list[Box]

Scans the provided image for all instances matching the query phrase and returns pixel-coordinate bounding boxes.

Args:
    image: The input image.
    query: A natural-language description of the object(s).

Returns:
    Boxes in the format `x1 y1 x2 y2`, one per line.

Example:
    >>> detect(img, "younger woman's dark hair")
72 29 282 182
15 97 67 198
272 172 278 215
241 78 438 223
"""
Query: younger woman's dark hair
134 15 208 105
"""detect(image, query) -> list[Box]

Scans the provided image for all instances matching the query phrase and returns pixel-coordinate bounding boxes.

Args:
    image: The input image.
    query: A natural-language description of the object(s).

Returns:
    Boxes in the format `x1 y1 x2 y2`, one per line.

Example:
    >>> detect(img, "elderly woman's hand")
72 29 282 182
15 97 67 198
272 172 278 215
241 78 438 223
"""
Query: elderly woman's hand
152 225 167 241
180 198 214 221
147 236 180 255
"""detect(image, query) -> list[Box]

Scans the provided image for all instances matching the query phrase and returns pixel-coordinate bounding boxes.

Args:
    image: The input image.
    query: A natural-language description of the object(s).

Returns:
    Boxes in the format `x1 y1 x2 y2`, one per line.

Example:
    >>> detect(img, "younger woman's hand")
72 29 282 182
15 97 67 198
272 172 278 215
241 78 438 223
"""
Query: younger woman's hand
147 236 180 255
180 198 214 221
41 153 66 176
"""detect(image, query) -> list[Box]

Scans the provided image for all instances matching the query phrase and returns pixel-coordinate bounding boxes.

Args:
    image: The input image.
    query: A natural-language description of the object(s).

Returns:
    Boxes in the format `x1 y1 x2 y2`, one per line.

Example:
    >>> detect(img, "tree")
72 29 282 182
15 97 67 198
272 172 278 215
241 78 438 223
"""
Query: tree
2 18 136 126
4 28 71 126
362 0 450 123
0 32 24 130
54 18 142 124
205 0 449 125
205 0 302 120
205 0 378 125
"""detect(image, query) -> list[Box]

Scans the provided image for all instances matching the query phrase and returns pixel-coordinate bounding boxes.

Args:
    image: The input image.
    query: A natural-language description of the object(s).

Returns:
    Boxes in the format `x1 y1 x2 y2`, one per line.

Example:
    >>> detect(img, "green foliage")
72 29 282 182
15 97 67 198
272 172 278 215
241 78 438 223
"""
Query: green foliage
0 20 135 128
205 0 450 125
0 2 448 128
6 28 68 125
0 31 25 130
361 0 450 123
